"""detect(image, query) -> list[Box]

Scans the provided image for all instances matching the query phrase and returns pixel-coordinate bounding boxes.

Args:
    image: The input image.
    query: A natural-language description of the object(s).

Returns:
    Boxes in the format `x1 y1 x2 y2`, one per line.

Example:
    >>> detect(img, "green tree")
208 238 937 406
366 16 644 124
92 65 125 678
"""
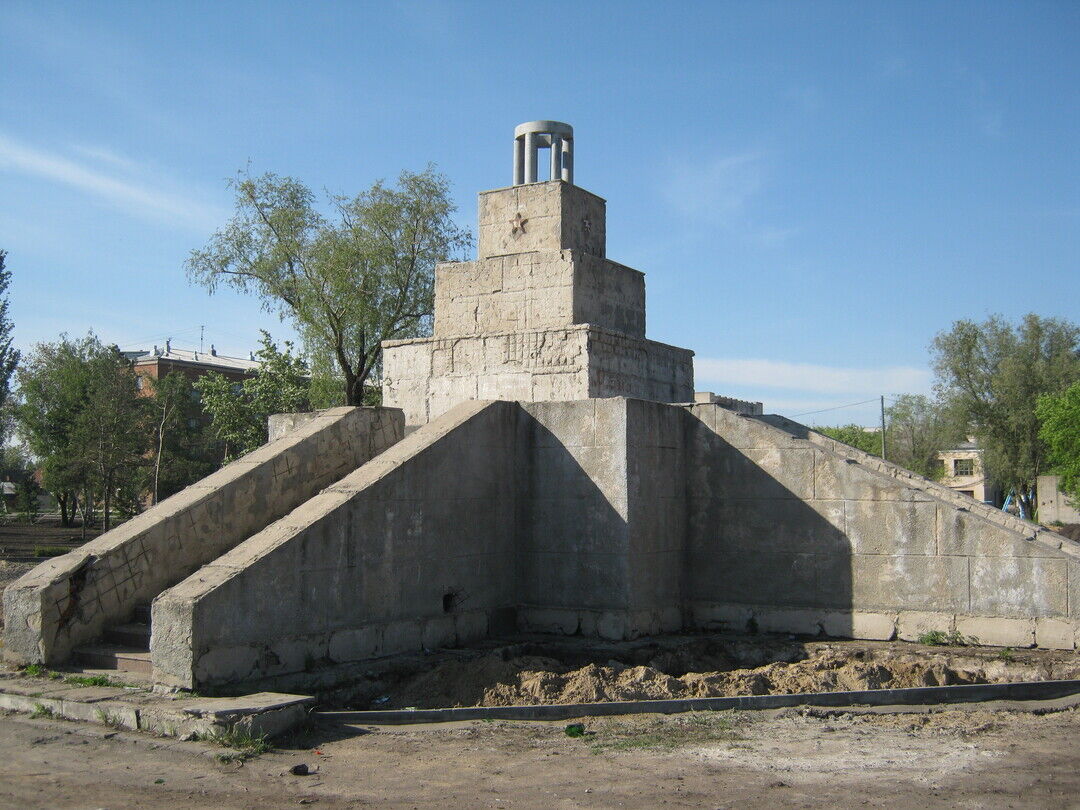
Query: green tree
187 167 471 405
813 423 882 457
932 314 1080 517
146 371 217 505
884 394 962 480
16 334 149 529
1036 381 1080 510
69 343 148 530
0 250 22 440
195 333 310 461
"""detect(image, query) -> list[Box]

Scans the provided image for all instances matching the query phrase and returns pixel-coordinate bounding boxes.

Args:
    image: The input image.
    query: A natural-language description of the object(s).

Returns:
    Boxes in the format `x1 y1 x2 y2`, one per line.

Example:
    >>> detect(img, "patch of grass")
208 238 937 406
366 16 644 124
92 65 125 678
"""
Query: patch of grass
585 712 745 754
564 723 586 738
95 708 125 729
997 647 1016 662
918 630 980 647
195 726 272 762
21 664 62 680
33 546 71 558
64 674 122 688
30 703 56 719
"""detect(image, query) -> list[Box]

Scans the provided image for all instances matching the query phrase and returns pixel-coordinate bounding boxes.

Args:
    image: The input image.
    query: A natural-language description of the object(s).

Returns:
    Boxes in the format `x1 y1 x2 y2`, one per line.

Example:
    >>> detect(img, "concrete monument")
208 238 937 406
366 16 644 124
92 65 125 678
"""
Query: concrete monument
382 120 694 426
5 122 1080 692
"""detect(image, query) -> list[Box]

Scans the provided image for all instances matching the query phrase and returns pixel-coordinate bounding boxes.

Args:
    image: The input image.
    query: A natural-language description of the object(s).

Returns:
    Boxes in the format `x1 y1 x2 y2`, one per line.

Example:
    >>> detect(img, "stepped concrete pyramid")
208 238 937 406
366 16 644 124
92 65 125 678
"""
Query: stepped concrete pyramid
382 122 694 426
5 121 1080 691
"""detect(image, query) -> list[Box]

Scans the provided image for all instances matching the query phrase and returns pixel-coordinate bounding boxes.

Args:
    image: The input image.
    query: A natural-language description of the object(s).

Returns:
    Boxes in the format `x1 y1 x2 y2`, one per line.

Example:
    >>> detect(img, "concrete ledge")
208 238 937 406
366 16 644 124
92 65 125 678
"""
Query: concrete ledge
321 679 1080 725
0 675 311 739
688 602 1076 648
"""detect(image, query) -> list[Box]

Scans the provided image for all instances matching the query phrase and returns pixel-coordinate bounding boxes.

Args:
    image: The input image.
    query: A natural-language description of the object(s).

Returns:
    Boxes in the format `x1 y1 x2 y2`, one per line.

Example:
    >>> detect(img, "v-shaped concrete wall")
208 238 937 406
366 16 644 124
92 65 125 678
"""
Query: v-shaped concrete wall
141 397 1079 690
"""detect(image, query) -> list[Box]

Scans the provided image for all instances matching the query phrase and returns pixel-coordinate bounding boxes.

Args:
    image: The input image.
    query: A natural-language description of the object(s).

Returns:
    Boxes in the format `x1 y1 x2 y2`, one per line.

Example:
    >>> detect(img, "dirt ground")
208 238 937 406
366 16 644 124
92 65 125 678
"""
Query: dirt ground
339 635 1080 710
2 702 1080 808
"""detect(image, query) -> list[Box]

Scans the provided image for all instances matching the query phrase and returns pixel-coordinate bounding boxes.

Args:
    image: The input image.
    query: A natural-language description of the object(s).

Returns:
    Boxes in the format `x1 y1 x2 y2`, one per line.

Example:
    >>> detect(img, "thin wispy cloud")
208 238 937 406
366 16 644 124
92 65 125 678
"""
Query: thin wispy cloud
0 132 224 232
659 150 799 247
662 151 766 222
695 357 931 396
70 143 140 171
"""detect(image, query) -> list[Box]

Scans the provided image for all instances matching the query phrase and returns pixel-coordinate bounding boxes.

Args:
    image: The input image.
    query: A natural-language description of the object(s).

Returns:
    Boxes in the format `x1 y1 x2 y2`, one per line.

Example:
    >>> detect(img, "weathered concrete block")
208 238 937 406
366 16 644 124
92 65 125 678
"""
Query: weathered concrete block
328 626 382 663
596 610 627 640
851 611 898 640
815 451 931 502
755 608 825 636
689 602 755 632
851 555 969 613
897 611 954 642
969 556 1068 617
518 607 580 634
845 500 937 556
421 616 457 650
955 616 1035 648
1035 617 1075 650
937 507 1058 558
382 620 423 655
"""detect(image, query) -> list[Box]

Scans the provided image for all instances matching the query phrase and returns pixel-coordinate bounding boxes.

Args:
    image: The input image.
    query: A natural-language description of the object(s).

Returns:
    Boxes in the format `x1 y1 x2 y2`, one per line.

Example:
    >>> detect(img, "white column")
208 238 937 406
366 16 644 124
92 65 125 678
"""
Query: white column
561 138 573 184
550 136 561 182
513 137 524 186
524 132 538 183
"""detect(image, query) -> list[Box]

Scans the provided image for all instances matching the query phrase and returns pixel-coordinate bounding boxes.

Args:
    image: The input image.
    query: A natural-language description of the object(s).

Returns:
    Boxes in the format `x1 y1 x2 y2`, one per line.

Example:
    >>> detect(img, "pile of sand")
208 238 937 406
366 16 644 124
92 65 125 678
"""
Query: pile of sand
384 645 1080 709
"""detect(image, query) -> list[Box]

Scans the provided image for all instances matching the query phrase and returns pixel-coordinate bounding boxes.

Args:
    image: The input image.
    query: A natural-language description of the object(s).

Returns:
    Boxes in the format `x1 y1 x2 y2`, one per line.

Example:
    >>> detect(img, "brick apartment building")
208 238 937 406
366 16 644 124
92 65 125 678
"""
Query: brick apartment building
124 340 259 394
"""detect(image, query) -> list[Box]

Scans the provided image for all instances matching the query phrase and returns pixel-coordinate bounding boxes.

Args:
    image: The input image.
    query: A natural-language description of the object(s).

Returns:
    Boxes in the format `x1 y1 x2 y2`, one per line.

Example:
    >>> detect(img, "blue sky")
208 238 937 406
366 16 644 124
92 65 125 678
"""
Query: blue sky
2 1 1077 426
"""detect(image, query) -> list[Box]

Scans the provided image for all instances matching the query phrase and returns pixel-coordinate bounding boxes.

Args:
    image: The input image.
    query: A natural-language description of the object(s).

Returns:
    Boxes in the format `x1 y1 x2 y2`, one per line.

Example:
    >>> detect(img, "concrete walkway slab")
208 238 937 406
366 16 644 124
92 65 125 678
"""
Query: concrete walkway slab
0 669 312 740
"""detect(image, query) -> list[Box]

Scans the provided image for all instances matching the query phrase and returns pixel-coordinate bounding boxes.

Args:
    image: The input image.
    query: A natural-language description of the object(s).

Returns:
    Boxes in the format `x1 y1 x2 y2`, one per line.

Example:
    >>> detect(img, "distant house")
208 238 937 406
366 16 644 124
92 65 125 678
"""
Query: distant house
124 340 260 395
936 441 1000 504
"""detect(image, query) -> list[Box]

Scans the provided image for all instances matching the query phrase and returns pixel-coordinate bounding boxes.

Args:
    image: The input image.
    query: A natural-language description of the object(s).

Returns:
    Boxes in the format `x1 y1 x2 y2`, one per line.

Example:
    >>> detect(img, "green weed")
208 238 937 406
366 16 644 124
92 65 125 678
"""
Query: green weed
30 703 55 719
21 664 61 680
64 674 121 688
196 726 272 761
918 630 980 647
95 708 125 729
33 546 71 558
997 647 1016 662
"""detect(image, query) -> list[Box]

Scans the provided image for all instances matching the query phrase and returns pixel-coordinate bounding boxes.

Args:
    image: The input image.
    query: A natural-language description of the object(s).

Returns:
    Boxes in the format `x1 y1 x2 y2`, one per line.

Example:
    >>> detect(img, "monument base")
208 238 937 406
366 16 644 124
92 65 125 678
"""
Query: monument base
383 324 694 426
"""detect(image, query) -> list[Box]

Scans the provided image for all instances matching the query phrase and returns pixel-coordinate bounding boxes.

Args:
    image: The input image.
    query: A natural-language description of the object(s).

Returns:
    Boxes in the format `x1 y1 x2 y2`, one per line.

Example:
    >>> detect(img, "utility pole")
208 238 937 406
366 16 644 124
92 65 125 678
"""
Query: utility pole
200 325 205 354
880 395 887 460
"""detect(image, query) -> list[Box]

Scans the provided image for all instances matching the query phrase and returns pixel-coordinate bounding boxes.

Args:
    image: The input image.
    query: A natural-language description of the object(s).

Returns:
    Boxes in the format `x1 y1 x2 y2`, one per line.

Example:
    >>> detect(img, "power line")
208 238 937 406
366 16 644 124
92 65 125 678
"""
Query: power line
790 398 881 418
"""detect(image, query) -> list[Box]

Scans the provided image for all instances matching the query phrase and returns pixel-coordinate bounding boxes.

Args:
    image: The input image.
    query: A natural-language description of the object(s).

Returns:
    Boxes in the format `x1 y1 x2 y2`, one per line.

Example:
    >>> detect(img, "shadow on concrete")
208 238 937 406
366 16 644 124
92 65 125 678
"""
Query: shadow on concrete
685 408 855 637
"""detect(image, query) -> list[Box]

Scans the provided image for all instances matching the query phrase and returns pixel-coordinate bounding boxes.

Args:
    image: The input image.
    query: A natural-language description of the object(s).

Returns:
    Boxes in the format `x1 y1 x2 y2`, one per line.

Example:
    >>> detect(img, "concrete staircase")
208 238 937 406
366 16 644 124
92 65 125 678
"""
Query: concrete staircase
3 406 404 674
72 604 152 676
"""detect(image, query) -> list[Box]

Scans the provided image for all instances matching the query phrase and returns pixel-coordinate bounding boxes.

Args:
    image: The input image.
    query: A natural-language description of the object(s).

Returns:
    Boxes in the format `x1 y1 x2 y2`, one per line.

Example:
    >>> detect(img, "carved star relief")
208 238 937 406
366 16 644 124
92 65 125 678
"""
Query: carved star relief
510 211 528 235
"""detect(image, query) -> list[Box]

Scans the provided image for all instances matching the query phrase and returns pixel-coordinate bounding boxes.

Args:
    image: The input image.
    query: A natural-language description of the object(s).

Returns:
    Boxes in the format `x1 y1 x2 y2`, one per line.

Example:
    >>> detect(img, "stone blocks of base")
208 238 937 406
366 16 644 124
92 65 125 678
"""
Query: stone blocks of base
383 180 693 426
433 250 646 339
140 396 1080 689
477 181 606 260
384 325 693 426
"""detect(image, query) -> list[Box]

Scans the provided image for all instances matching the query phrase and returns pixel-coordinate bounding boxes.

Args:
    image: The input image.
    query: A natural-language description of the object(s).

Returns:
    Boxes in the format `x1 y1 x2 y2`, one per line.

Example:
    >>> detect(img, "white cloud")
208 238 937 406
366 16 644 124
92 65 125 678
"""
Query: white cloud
69 143 140 171
695 357 931 396
0 132 224 232
662 151 766 222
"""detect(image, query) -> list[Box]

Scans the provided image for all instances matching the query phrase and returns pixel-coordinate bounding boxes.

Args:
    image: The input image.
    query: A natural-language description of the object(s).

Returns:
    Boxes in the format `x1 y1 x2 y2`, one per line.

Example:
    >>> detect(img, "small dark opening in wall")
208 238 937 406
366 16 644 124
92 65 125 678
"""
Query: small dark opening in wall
442 592 457 613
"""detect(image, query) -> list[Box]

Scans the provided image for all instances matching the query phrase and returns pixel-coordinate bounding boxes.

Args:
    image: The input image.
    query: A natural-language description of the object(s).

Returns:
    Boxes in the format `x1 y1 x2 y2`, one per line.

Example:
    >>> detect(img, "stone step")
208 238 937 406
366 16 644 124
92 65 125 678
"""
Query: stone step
132 604 152 625
73 644 152 676
103 622 150 650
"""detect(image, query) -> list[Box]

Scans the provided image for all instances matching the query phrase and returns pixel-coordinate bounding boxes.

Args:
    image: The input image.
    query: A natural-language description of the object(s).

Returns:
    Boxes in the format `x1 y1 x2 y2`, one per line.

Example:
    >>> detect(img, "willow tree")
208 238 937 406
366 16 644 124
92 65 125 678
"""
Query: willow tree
187 167 471 405
932 314 1080 517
